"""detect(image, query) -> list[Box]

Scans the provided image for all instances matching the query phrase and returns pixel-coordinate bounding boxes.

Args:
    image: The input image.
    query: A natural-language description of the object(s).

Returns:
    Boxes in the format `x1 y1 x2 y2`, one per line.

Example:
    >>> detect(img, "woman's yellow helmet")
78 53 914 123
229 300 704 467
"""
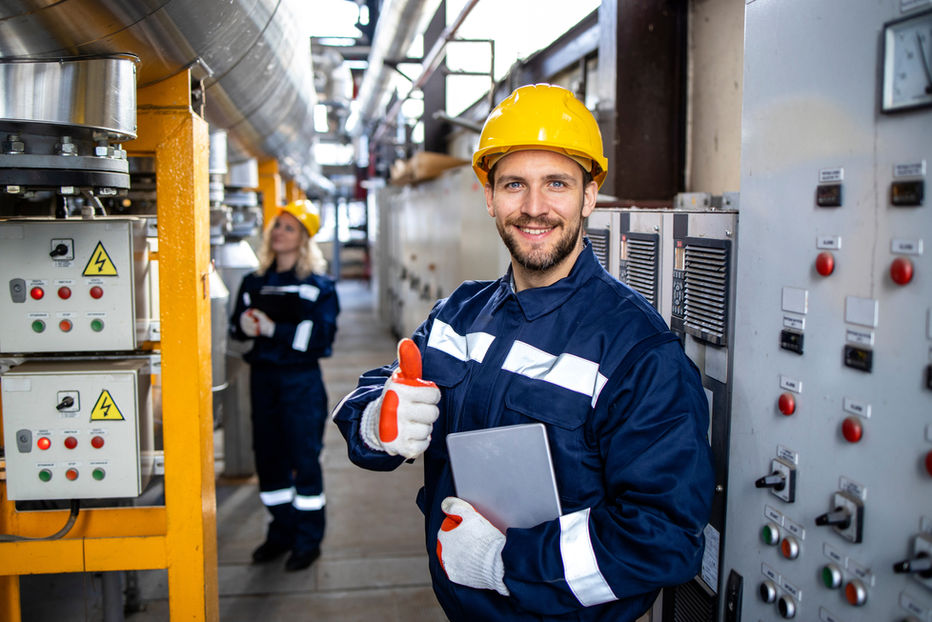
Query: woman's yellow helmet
278 200 321 237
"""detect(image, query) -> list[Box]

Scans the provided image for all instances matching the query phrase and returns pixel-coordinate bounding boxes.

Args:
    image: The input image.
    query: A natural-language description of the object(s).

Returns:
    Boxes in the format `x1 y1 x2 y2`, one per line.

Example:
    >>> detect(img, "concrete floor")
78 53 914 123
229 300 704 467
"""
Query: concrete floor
19 278 447 621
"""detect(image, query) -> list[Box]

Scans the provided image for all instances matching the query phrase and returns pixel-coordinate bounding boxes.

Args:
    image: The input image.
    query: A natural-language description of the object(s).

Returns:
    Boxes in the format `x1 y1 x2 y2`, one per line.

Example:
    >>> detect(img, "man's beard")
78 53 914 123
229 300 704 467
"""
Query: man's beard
497 212 582 272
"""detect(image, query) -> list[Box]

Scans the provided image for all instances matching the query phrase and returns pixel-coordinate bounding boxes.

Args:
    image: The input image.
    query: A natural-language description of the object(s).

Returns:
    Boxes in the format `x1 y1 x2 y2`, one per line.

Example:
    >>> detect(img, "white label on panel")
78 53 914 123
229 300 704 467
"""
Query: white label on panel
765 505 784 524
848 558 873 584
1 377 31 391
898 591 927 618
781 579 801 600
819 607 842 622
780 375 802 393
785 518 805 539
761 563 779 583
846 328 875 346
839 476 867 501
819 168 844 182
700 524 720 595
783 315 805 330
843 397 872 418
928 308 932 339
845 296 879 328
926 424 932 443
816 236 842 250
776 445 799 464
893 160 926 177
782 287 809 314
823 543 845 564
902 0 932 12
891 238 924 255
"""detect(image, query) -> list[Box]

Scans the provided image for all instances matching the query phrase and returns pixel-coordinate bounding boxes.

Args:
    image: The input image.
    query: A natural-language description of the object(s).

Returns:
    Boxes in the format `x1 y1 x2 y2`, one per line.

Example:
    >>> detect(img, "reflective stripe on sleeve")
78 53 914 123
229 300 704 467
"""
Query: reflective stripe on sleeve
260 487 295 506
559 508 617 607
292 320 313 352
502 341 609 407
427 319 495 363
259 284 320 301
293 492 326 511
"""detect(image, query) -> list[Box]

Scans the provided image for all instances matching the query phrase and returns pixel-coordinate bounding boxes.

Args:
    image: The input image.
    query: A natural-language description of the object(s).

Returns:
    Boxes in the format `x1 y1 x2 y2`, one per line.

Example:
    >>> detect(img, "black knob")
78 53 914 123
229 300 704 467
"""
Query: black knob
755 472 785 491
893 552 932 578
50 243 69 257
815 507 851 529
56 396 75 410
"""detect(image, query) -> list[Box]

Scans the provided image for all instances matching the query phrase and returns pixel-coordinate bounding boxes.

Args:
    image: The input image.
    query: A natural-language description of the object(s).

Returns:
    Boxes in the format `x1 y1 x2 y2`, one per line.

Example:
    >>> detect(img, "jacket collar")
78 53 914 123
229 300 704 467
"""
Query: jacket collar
489 238 600 321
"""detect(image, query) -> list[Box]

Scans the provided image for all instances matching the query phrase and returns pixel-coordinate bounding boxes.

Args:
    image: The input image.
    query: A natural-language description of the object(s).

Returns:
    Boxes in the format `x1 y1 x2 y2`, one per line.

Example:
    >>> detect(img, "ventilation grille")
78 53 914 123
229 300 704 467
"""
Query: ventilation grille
620 232 659 308
587 228 610 269
683 241 730 346
667 578 716 622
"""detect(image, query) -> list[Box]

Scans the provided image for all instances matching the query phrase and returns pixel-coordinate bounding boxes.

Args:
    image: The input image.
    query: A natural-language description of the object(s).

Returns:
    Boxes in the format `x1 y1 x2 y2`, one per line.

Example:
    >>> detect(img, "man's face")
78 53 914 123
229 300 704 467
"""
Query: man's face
485 150 597 282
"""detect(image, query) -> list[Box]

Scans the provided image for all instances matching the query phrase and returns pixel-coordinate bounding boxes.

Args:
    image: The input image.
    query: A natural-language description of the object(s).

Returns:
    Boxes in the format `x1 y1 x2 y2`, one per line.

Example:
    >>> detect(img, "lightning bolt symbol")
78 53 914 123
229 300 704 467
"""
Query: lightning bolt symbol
94 249 107 273
100 397 111 418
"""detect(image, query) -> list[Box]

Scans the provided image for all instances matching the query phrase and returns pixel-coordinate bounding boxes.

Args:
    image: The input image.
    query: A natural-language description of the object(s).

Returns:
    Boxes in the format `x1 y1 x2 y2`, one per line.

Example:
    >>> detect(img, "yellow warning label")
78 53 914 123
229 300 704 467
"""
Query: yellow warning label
90 390 125 421
82 242 118 276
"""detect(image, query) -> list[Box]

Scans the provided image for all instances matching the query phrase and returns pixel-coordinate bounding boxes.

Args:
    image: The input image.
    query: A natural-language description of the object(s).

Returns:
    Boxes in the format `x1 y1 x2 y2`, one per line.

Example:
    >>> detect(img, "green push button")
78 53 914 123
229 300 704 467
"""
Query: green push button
92 468 106 481
31 319 46 333
90 318 105 332
38 469 52 482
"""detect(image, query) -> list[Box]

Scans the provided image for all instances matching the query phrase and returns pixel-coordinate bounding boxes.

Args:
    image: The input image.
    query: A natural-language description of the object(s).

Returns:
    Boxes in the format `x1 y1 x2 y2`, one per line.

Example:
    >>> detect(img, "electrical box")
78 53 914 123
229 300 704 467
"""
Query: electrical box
723 1 932 620
0 218 150 353
1 359 154 500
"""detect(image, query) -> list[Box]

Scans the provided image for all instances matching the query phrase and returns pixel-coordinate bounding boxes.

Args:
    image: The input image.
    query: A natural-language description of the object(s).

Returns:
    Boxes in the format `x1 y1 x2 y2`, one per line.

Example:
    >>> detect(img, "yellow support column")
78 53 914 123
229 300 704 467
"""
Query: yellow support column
0 575 20 621
258 158 282 227
128 70 218 620
284 178 306 204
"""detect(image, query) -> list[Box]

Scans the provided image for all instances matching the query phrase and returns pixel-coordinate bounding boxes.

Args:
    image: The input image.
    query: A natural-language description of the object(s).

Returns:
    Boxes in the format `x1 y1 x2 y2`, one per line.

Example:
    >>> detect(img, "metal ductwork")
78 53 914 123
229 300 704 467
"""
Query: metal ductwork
0 0 324 194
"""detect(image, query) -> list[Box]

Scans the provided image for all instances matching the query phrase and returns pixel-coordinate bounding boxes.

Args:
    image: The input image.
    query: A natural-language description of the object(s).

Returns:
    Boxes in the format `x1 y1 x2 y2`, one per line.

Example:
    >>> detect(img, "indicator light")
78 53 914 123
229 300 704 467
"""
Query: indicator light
31 319 46 333
841 416 863 443
91 435 105 449
890 256 914 285
59 319 73 332
64 436 77 449
777 393 796 416
759 580 777 603
57 286 72 299
90 318 104 332
925 450 932 477
844 579 867 606
38 469 52 482
780 536 800 560
29 286 44 300
761 522 781 545
815 251 835 276
821 563 842 589
92 468 106 481
90 285 104 299
37 436 51 450
65 468 79 481
777 594 797 618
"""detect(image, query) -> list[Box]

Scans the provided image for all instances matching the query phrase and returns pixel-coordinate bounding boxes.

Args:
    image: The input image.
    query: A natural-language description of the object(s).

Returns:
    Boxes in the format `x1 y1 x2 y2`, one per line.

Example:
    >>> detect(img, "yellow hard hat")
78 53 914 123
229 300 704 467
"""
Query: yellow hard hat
278 200 320 237
472 83 608 188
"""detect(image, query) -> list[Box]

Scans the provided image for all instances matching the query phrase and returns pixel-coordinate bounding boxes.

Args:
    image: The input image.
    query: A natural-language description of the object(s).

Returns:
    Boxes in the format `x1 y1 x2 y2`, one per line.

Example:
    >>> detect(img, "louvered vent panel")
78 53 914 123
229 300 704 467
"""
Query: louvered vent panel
668 579 716 622
683 242 730 346
587 228 610 269
620 233 659 308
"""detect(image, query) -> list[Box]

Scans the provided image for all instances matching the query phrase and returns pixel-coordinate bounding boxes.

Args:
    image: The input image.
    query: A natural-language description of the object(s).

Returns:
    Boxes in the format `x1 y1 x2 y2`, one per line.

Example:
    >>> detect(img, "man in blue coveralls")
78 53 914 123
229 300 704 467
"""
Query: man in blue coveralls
333 84 714 620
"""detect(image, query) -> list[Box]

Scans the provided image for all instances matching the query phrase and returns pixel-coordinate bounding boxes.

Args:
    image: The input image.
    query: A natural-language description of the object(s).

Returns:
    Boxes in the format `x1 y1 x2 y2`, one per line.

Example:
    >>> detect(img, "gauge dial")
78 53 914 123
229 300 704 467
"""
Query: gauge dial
882 8 932 112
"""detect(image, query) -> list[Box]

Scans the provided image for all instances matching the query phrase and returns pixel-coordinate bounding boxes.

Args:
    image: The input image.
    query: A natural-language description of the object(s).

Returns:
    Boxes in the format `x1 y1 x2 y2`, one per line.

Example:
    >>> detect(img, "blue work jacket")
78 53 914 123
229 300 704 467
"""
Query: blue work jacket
334 241 714 621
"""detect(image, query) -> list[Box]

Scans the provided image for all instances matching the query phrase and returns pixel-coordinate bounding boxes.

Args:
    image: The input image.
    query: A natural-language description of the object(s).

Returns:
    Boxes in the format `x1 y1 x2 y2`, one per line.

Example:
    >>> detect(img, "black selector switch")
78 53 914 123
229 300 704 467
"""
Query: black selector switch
16 429 32 453
9 278 26 303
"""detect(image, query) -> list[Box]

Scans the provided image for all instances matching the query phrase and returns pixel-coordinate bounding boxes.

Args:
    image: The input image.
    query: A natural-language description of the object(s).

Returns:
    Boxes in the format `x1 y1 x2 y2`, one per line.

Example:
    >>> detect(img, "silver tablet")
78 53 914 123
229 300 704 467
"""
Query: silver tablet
446 423 562 532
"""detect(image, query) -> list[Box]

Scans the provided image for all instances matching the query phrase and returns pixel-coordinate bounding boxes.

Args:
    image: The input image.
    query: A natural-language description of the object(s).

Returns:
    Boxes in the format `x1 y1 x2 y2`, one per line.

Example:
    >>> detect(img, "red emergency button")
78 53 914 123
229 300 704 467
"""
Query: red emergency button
58 286 72 299
59 319 73 332
65 468 79 481
890 257 914 285
89 285 104 299
91 435 105 449
778 393 796 416
841 417 863 443
844 578 868 606
64 436 78 449
30 286 44 300
37 436 51 450
815 252 835 276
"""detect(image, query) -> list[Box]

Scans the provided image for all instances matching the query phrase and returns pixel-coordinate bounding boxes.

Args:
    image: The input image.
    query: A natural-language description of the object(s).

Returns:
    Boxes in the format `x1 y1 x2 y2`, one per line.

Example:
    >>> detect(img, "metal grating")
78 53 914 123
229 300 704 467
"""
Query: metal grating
587 228 610 269
620 232 659 308
666 578 716 622
683 241 730 346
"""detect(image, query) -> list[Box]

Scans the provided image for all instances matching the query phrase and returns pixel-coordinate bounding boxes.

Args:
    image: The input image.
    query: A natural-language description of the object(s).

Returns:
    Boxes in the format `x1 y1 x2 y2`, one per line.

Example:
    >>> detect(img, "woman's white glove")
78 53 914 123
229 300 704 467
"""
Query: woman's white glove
436 497 509 596
251 309 276 337
359 338 440 459
239 308 275 338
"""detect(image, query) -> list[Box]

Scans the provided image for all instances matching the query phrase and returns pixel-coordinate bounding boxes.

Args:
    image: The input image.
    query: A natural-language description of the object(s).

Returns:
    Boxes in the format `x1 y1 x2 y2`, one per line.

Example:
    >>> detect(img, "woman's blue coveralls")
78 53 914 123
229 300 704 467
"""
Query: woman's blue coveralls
334 241 714 621
230 264 339 555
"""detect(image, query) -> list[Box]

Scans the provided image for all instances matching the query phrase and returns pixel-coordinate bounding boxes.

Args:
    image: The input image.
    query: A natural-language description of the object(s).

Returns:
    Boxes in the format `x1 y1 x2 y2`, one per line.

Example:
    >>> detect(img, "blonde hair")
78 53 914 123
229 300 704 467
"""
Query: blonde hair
256 214 329 279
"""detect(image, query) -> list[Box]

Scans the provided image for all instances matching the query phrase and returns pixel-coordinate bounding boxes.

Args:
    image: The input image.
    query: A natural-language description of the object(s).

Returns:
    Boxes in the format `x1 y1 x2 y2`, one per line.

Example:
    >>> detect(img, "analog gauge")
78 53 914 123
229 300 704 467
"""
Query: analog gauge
882 8 932 112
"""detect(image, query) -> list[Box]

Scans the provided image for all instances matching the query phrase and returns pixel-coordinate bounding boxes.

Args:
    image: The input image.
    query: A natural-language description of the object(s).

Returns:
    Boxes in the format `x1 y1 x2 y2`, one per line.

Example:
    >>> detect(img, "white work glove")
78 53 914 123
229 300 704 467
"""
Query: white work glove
436 497 509 596
359 338 440 459
239 309 259 336
251 308 276 337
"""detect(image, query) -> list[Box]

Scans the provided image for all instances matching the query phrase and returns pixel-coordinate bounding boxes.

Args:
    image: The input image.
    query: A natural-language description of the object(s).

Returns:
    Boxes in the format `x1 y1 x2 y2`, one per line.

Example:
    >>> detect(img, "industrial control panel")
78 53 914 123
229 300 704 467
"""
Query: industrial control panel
0 217 149 353
1 359 154 500
722 1 932 621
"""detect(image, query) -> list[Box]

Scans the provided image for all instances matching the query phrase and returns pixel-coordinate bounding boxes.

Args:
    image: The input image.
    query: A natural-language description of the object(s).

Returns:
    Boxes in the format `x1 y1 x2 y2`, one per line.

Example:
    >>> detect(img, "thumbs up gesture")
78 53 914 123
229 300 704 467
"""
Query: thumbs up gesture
360 338 441 459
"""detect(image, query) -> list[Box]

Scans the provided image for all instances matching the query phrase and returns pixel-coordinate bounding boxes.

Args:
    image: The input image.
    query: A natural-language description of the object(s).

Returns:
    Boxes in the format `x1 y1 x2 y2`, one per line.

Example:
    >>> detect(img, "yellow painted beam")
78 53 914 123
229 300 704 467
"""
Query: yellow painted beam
0 576 20 621
258 158 282 227
0 540 85 575
0 506 165 539
84 536 167 572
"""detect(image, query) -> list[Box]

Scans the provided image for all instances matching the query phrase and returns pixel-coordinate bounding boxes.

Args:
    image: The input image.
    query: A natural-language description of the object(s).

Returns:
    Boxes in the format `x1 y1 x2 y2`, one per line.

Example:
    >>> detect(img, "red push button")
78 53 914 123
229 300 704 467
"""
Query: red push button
89 285 104 299
925 450 932 477
890 257 913 285
65 468 79 481
64 436 78 449
91 435 105 449
30 286 44 300
778 393 796 416
815 252 835 276
842 416 863 443
59 319 73 332
844 578 868 606
58 286 72 299
37 436 51 450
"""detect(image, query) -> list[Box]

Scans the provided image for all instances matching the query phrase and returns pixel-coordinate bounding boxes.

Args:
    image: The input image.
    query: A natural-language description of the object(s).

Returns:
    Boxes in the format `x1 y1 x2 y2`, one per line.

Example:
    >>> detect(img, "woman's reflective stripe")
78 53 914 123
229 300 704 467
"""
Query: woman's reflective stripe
502 341 608 407
293 492 326 511
427 319 494 363
260 487 295 506
259 284 320 301
293 320 313 352
559 508 617 607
